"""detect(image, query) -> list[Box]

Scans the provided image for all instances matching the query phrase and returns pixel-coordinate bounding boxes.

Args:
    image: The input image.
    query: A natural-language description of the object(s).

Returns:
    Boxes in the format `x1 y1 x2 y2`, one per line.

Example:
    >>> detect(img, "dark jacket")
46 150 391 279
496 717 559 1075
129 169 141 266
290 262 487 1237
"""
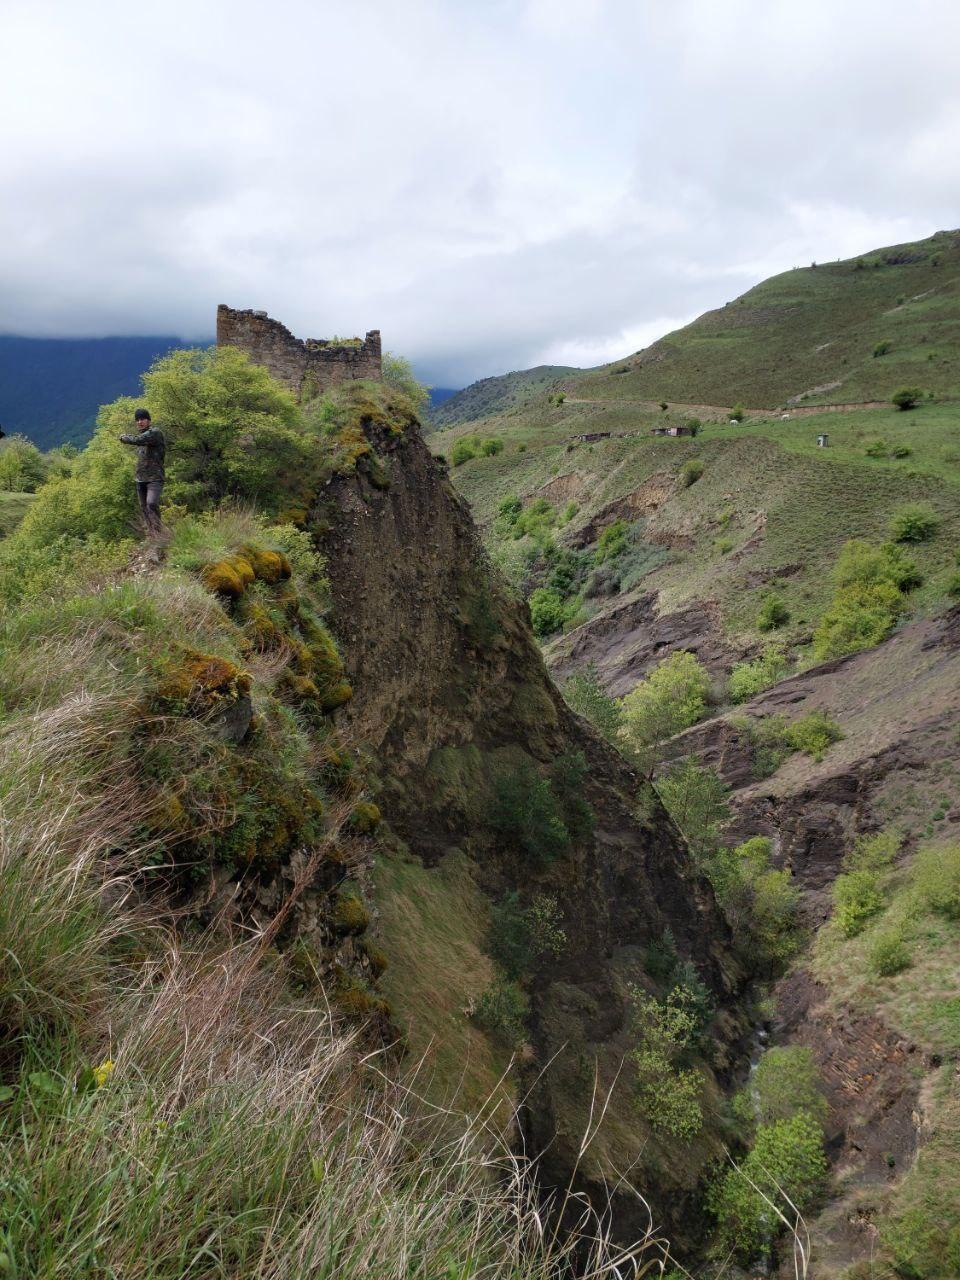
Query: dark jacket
120 426 166 482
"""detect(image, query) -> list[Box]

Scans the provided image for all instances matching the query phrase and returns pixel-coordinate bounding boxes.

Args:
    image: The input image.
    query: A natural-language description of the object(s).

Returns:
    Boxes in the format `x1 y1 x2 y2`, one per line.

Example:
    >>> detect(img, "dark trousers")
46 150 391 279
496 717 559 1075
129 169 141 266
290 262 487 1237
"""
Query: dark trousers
136 480 164 533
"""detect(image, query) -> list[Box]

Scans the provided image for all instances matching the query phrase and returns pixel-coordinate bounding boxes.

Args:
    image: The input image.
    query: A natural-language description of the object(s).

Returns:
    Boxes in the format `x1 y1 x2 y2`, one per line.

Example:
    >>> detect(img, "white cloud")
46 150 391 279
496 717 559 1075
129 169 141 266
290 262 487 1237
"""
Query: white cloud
1 0 958 386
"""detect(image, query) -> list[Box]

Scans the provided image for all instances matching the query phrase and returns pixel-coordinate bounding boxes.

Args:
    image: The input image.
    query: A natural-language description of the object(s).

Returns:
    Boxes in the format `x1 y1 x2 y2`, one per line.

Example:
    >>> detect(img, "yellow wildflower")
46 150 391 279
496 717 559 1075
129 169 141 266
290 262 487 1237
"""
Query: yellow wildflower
92 1060 114 1088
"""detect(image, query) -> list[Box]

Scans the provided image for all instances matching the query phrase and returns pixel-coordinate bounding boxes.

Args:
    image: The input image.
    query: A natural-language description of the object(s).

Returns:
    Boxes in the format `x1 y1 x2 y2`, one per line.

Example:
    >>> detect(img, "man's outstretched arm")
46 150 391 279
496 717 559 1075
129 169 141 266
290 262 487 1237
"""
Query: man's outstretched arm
119 427 163 447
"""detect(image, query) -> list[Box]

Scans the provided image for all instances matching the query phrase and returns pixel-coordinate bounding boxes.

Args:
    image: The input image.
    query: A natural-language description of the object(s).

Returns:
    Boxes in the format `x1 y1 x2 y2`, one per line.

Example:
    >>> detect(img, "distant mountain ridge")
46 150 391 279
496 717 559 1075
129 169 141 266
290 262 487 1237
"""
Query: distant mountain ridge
0 334 196 448
429 364 578 429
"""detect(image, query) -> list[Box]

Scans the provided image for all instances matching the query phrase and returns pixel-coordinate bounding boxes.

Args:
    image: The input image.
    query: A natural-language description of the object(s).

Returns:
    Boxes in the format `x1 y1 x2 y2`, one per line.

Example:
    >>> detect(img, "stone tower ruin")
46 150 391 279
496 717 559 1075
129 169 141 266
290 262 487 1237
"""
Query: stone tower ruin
216 305 382 400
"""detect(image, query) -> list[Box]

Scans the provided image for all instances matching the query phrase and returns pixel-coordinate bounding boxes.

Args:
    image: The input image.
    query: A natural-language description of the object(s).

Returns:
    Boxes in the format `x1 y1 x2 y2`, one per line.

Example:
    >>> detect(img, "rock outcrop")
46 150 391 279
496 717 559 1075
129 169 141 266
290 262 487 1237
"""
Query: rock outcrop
310 405 747 1249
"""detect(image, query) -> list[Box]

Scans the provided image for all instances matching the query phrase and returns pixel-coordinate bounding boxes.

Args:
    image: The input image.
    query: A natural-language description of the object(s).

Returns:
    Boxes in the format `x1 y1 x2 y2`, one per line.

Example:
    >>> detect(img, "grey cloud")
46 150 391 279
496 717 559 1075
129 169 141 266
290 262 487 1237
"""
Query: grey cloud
1 0 958 388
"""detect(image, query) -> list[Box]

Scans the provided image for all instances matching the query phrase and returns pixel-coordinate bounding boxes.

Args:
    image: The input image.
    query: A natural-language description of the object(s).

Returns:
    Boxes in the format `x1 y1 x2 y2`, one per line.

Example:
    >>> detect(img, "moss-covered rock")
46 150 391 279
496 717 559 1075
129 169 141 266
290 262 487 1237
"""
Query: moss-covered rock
333 892 370 936
349 801 382 834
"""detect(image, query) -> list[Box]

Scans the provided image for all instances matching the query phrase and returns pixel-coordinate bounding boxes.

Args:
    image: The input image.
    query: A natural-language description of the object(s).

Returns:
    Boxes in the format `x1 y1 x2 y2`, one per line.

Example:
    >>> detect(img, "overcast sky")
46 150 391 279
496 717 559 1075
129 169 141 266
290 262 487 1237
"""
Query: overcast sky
2 0 959 387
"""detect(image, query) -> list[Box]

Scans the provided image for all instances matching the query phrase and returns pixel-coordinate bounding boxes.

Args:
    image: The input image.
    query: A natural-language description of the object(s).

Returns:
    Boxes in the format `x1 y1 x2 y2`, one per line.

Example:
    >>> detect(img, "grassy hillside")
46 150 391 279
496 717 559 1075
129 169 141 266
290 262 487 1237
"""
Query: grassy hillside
429 363 576 428
564 229 960 409
444 394 960 656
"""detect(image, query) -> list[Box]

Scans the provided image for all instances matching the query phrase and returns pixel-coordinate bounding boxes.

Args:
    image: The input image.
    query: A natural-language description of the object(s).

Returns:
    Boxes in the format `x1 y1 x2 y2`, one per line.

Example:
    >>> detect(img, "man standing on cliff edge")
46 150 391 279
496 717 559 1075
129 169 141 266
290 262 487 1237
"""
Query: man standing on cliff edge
120 408 165 535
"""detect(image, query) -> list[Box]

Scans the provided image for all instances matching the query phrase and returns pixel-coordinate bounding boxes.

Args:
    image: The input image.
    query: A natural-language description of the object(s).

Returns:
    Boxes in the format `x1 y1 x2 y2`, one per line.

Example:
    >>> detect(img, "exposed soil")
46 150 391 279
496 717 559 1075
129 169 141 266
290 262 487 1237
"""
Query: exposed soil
546 590 740 694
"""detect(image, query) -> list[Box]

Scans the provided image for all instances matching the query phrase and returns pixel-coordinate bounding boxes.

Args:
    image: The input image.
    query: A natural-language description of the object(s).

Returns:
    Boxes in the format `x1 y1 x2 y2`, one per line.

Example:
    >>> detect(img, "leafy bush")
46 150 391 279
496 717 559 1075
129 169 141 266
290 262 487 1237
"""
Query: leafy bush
708 837 802 971
714 537 733 555
489 758 570 867
756 595 789 631
833 869 886 937
892 444 912 458
679 458 704 488
730 403 745 422
892 386 922 410
629 985 705 1140
562 666 623 743
865 437 889 458
889 503 940 544
747 1046 827 1129
912 845 960 920
594 519 629 563
549 750 595 842
783 711 843 760
873 339 892 357
618 651 711 774
728 646 788 703
868 928 911 977
529 586 579 637
0 435 48 492
488 892 566 980
844 828 901 872
481 437 504 457
451 436 480 466
656 760 730 860
813 538 923 660
471 978 529 1046
708 1110 828 1261
381 351 430 413
832 539 921 592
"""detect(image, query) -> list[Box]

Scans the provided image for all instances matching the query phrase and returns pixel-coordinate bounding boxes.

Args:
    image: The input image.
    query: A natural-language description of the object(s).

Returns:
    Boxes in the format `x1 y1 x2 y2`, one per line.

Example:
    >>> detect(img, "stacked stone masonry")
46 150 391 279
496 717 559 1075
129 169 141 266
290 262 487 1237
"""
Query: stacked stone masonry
216 304 382 399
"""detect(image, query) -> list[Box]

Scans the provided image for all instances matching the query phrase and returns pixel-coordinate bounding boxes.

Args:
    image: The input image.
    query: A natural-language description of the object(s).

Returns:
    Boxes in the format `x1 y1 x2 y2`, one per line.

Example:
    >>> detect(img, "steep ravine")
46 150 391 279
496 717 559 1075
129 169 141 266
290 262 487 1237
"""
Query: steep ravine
310 412 749 1251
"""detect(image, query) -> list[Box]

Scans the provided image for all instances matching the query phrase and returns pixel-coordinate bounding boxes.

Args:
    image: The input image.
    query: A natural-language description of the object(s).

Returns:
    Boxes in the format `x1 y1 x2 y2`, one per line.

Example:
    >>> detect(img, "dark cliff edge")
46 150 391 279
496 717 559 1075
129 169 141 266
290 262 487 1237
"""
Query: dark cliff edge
311 410 748 1248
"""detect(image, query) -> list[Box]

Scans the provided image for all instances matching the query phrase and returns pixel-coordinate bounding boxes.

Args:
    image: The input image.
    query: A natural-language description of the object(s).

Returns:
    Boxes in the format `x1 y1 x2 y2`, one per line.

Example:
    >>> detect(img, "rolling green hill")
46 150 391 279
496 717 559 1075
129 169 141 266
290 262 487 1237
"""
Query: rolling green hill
565 229 960 409
428 363 576 427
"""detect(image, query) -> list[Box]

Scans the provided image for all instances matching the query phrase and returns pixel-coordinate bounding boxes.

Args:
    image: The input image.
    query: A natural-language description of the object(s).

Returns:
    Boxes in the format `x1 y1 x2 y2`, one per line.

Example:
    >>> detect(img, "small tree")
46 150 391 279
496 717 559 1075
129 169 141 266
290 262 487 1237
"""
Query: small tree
889 503 940 544
618 651 711 774
892 386 922 411
382 352 430 413
873 339 892 358
730 403 745 423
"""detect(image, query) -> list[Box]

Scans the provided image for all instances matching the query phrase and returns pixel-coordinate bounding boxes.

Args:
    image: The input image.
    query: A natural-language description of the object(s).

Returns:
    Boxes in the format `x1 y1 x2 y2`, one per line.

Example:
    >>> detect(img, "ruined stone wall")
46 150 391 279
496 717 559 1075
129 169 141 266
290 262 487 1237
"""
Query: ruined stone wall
216 305 381 398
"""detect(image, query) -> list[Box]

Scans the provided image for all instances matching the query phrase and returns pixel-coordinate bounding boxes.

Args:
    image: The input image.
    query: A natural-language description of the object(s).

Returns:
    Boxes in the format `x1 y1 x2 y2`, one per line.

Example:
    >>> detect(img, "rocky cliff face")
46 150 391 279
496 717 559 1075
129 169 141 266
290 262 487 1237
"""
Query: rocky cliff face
309 408 747 1247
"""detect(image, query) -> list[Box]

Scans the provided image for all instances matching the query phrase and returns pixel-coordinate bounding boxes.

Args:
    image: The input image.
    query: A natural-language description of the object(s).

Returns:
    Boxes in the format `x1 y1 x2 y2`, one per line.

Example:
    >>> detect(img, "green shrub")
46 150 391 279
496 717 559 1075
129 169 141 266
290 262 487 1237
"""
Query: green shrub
868 928 911 977
550 749 595 842
892 386 922 410
618 651 711 773
756 595 789 631
832 539 921 592
728 646 788 703
730 403 745 422
813 579 904 659
783 711 843 760
656 760 730 860
528 586 573 637
889 503 940 544
865 438 889 458
0 435 48 493
629 985 705 1140
489 759 570 867
381 352 430 413
833 869 886 937
480 437 504 457
873 339 892 357
912 845 960 920
844 828 902 872
471 978 529 1047
450 436 479 466
594 519 629 563
714 537 733 555
708 1110 828 1261
892 444 912 458
562 666 623 743
685 417 702 432
748 1046 828 1128
679 458 704 488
